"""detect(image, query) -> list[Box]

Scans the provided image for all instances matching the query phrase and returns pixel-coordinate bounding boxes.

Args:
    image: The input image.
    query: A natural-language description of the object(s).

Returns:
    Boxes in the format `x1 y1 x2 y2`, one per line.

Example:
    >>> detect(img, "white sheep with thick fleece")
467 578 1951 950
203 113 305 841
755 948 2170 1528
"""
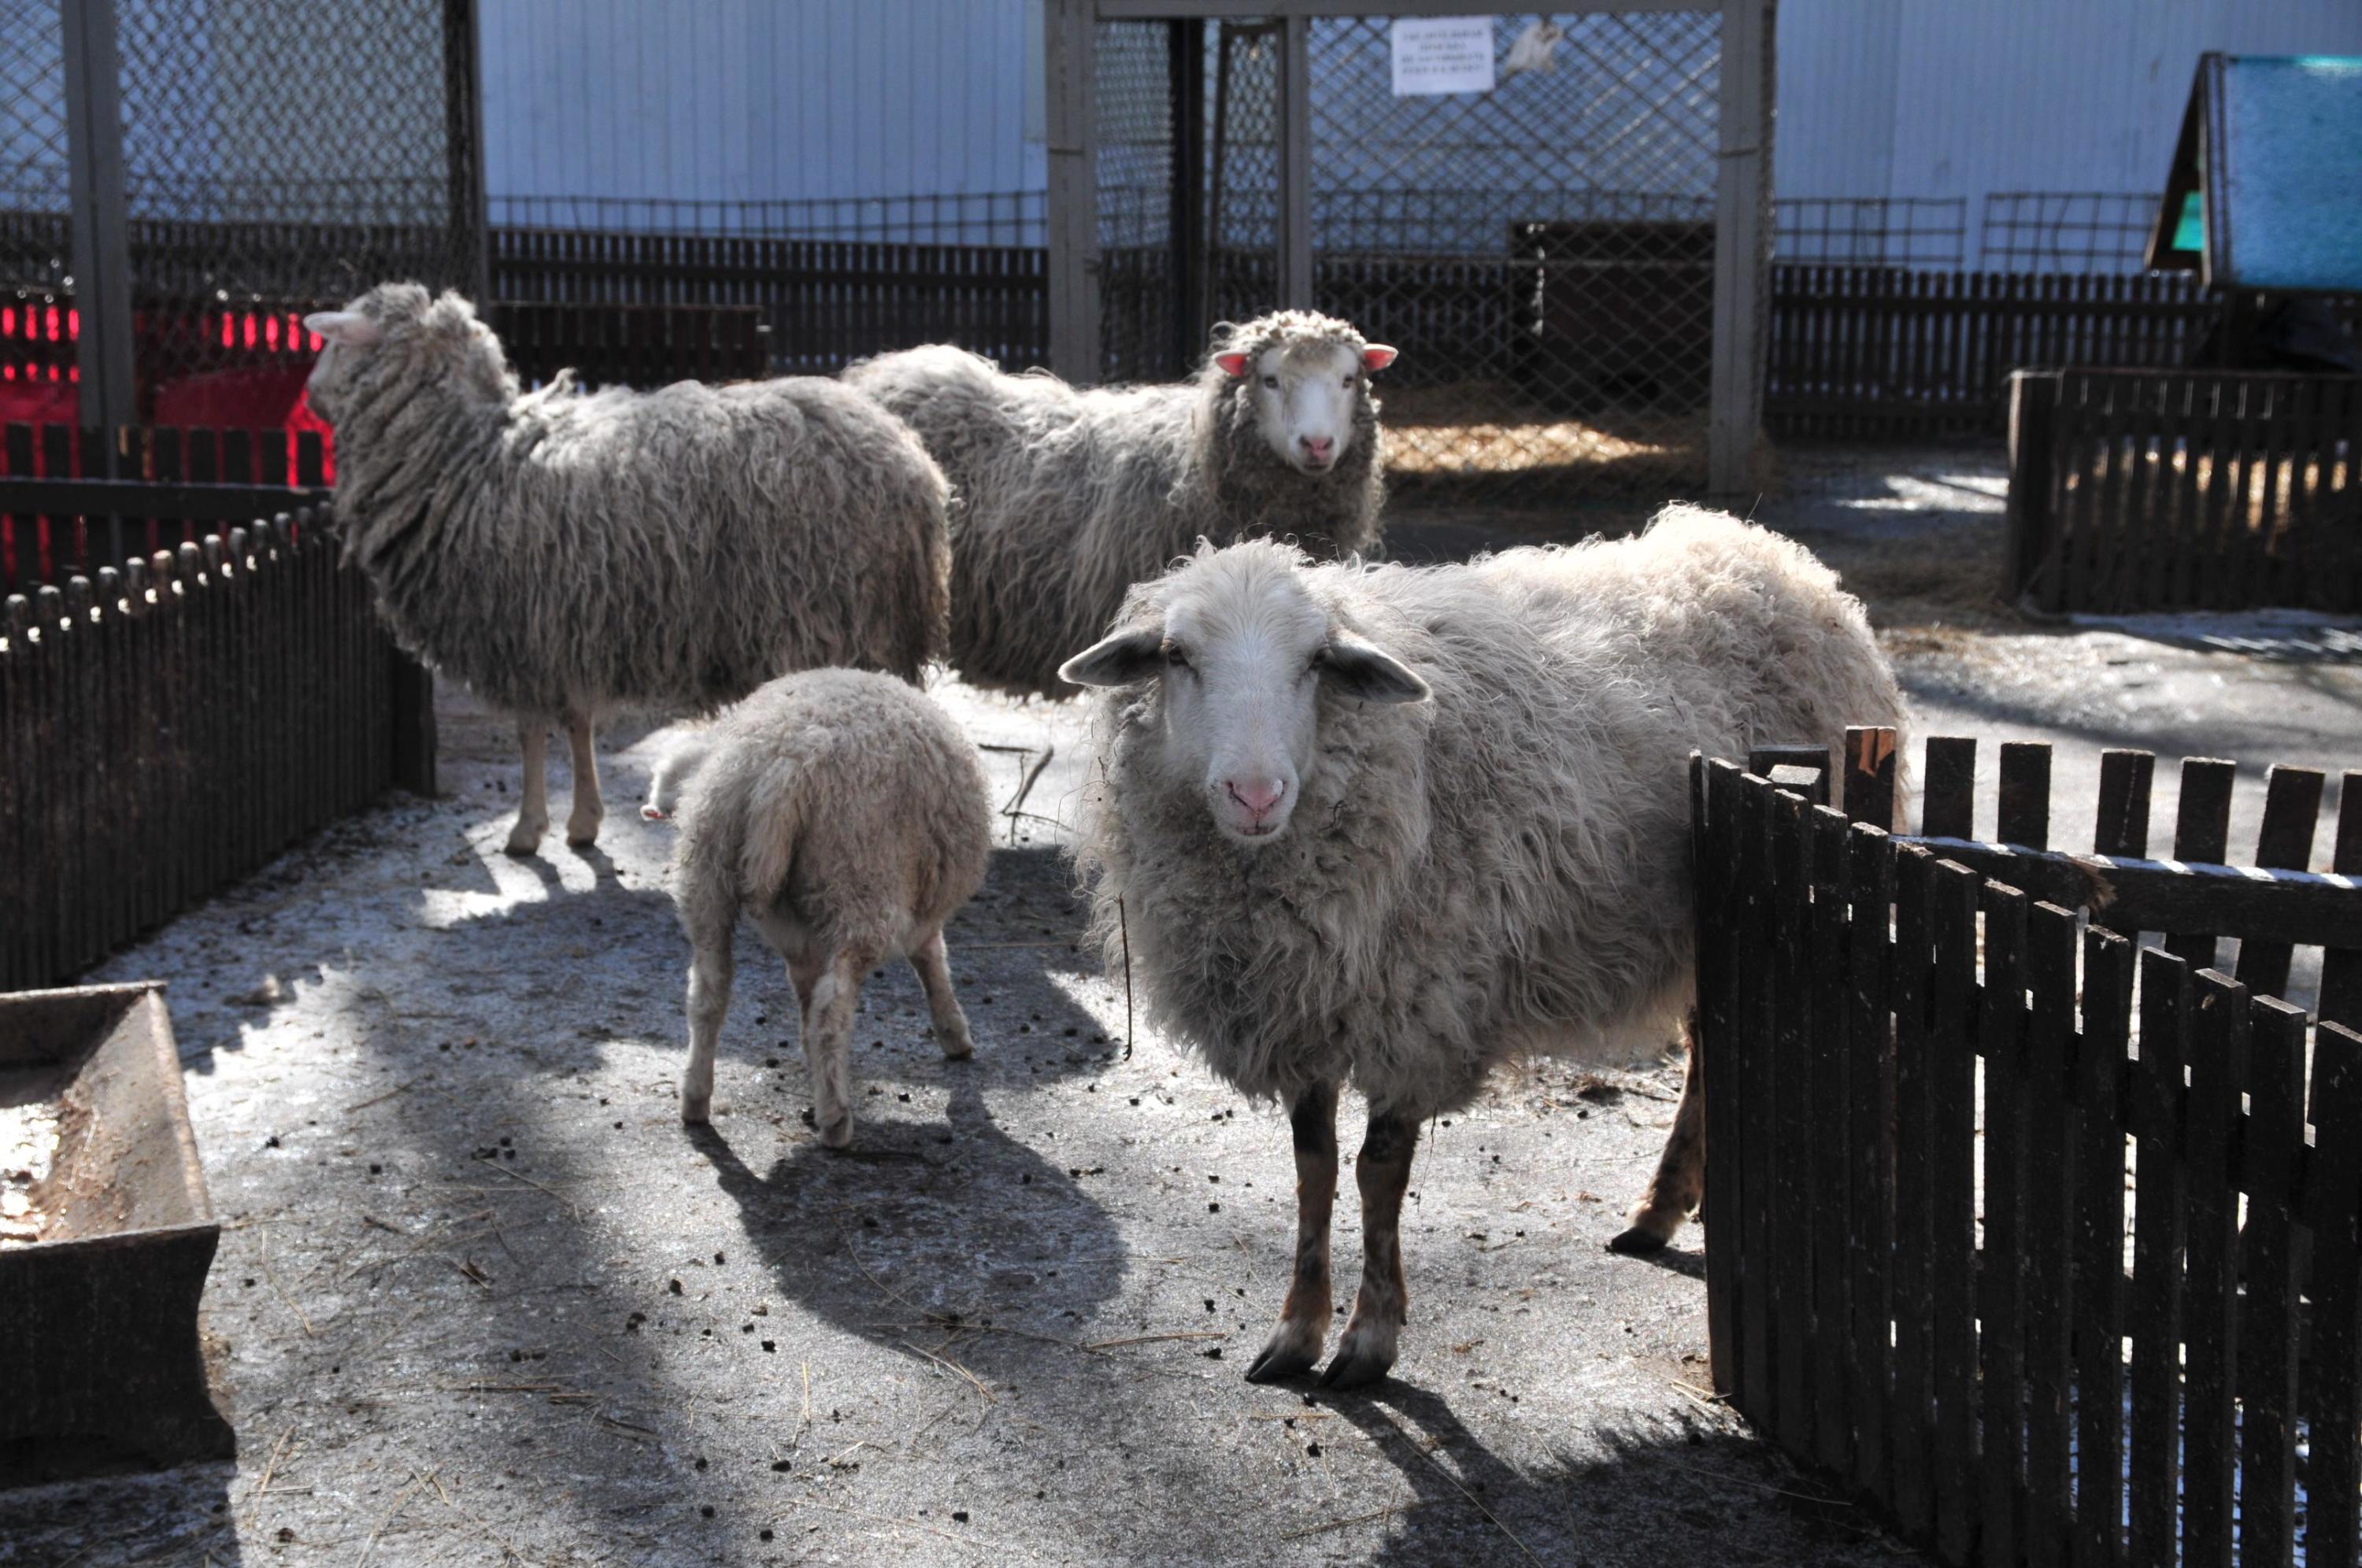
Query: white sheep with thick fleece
1061 506 1906 1386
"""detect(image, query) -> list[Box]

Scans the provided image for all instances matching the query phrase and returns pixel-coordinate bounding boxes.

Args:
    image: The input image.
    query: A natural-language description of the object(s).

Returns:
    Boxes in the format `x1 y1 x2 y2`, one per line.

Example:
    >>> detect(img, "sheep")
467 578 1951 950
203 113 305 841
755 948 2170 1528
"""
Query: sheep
665 668 994 1143
842 311 1395 699
1059 505 1905 1388
302 284 952 856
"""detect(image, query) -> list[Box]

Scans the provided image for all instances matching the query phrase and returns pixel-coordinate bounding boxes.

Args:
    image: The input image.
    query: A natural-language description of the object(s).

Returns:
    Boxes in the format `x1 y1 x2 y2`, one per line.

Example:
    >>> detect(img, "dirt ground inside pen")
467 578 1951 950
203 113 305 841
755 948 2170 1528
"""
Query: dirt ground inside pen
4 444 2356 1567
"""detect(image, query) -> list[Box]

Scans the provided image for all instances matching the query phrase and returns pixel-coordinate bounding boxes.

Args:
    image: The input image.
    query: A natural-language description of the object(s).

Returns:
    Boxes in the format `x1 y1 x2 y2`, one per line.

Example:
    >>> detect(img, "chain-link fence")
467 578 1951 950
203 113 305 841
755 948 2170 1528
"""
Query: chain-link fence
1 2 72 301
1096 20 1179 383
1094 9 1738 501
0 0 482 419
1 2 76 405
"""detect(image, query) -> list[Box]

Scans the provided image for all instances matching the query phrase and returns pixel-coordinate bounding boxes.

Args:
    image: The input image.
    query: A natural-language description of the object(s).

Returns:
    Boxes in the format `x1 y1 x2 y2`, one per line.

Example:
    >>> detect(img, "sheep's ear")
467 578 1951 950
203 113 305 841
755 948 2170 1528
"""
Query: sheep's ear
1318 631 1428 704
1212 350 1250 377
304 312 381 349
1360 344 1399 372
1059 625 1166 688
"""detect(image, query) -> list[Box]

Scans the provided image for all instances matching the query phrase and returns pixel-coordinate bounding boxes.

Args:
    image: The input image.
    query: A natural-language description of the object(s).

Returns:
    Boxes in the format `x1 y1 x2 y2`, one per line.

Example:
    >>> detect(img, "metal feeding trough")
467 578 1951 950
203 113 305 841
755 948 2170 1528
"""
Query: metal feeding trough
0 982 235 1483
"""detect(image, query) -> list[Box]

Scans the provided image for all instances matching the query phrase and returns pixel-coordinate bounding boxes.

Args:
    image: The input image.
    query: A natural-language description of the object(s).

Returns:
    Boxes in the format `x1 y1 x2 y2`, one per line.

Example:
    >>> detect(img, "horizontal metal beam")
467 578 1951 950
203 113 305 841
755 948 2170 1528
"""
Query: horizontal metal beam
0 480 329 523
1095 0 1711 17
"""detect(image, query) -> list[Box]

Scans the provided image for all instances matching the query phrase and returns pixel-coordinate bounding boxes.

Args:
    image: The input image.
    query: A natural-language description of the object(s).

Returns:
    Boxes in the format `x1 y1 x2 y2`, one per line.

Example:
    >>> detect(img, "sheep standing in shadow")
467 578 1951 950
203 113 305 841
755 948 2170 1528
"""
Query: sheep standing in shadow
661 669 993 1145
1061 507 1905 1387
844 311 1394 699
305 285 950 856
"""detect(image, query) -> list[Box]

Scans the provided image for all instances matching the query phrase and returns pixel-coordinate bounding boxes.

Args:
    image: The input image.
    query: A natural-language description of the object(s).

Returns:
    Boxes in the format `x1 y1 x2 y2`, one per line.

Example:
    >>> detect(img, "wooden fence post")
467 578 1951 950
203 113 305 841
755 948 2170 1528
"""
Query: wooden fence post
2005 370 2062 606
387 653 436 799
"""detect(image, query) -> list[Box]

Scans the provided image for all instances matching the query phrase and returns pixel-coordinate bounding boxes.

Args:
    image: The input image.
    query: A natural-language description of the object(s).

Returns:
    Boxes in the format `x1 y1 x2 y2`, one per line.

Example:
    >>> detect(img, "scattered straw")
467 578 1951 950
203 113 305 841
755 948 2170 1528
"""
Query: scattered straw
257 1231 314 1337
357 1466 437 1566
1279 1497 1439 1540
1082 1329 1228 1351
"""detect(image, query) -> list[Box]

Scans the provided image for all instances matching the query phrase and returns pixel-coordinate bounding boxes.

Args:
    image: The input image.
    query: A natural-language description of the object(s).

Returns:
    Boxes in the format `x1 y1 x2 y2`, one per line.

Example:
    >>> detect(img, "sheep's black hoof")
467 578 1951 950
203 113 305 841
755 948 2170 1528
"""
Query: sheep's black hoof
1316 1346 1394 1391
1245 1341 1318 1384
1607 1225 1669 1256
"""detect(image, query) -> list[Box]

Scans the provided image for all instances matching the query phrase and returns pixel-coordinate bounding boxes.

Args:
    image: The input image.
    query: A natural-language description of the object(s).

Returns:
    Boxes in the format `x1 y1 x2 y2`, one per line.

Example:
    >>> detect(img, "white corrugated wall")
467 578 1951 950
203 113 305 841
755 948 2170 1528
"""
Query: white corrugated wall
478 0 1045 207
1778 0 2362 201
473 0 2362 239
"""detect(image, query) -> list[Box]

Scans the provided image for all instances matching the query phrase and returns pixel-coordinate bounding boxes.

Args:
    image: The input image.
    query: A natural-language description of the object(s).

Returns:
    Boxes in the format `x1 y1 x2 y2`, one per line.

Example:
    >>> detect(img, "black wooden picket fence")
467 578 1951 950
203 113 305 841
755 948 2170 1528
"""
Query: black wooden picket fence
2005 368 2362 615
1696 727 2362 1565
0 503 433 990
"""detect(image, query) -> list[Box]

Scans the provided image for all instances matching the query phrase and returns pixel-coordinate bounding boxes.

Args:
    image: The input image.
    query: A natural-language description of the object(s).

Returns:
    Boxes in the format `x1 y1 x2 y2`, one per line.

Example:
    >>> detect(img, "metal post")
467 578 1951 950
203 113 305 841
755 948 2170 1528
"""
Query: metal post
443 0 491 304
61 0 135 446
1709 0 1772 496
1046 0 1101 383
1168 17 1206 372
1276 13 1312 311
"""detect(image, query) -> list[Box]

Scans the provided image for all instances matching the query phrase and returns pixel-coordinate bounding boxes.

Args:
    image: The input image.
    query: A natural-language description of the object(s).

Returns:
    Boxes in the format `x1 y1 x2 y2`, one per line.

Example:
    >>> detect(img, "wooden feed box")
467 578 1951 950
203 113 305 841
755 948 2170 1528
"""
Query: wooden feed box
0 982 235 1482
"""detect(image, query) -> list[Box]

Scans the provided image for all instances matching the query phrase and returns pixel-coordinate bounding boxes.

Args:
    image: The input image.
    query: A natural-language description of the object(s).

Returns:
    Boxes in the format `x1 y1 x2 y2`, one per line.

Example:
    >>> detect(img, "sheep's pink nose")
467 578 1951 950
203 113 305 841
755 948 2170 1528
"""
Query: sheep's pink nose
1299 435 1334 464
1225 778 1286 818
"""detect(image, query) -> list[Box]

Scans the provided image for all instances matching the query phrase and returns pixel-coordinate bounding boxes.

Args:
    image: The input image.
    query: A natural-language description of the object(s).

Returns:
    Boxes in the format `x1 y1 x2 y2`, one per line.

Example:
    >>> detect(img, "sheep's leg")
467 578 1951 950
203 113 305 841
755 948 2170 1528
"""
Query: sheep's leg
909 926 973 1060
1611 1011 1705 1256
1320 1107 1417 1390
505 718 550 856
679 939 735 1124
801 949 869 1149
1246 1080 1338 1383
564 712 604 848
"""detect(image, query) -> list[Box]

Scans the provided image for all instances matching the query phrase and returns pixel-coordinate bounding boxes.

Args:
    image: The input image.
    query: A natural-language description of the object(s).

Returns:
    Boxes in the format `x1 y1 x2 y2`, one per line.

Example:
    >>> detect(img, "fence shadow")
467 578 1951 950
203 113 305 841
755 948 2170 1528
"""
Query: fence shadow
1320 1389 1904 1566
0 1459 243 1566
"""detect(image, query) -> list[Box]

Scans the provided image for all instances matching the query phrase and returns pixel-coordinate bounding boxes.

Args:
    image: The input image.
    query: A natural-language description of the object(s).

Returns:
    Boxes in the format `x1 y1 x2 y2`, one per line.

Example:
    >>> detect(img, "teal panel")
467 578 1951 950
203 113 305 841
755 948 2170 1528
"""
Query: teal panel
2171 190 2203 255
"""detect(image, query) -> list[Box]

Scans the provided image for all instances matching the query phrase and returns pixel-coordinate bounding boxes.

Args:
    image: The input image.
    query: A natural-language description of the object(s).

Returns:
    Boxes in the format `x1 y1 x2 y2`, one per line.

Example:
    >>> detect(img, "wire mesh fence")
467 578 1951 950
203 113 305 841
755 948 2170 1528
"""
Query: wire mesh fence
0 1 72 303
1094 9 1733 501
1315 13 1727 499
1096 20 1179 383
1774 198 1966 268
0 0 483 422
1979 192 2158 275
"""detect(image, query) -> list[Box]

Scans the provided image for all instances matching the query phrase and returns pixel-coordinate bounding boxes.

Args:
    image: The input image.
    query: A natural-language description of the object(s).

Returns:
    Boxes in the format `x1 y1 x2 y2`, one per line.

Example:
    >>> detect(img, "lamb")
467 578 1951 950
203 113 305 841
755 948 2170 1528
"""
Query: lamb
664 668 994 1143
639 726 713 823
842 311 1395 699
1059 506 1905 1388
302 284 951 856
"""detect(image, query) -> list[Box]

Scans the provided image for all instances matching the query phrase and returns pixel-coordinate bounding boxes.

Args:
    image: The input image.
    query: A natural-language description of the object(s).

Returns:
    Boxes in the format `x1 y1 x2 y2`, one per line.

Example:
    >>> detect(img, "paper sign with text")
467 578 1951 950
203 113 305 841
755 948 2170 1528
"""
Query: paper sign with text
1390 16 1497 97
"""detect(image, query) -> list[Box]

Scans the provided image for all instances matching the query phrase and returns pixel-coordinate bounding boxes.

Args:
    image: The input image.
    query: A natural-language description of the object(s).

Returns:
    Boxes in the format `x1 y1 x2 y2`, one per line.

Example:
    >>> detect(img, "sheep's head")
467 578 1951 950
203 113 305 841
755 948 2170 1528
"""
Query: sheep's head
1204 312 1397 478
1060 540 1427 845
302 284 514 423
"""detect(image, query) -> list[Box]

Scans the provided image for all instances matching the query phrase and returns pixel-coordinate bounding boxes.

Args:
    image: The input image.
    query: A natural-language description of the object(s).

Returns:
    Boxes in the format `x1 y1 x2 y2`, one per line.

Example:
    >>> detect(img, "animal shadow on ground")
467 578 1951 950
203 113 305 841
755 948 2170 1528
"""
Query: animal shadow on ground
1327 1385 1905 1566
687 1067 1127 1368
1622 1240 1705 1281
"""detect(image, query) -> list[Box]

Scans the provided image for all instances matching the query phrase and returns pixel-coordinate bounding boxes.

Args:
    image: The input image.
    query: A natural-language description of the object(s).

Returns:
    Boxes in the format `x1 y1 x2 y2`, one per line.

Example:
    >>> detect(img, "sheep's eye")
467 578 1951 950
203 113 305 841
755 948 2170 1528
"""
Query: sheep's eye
1163 644 1190 669
1342 373 1356 387
1261 374 1279 390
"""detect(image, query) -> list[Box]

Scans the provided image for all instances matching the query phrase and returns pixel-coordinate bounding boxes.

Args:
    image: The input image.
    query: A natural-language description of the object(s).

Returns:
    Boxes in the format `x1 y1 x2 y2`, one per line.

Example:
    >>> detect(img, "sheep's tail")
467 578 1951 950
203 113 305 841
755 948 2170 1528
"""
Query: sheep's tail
737 762 809 911
642 730 717 822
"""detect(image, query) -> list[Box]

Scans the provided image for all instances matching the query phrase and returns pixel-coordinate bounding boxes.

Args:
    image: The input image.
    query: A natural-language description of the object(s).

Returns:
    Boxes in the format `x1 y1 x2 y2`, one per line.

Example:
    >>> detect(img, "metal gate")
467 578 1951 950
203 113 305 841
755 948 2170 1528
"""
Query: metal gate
1052 2 1772 500
3 0 484 435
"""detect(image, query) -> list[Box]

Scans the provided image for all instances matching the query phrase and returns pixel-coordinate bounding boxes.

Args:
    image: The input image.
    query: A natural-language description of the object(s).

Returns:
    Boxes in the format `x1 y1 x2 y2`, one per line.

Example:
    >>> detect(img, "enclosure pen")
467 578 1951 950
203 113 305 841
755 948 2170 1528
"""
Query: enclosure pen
2007 368 2362 615
0 505 431 991
1694 727 2362 1566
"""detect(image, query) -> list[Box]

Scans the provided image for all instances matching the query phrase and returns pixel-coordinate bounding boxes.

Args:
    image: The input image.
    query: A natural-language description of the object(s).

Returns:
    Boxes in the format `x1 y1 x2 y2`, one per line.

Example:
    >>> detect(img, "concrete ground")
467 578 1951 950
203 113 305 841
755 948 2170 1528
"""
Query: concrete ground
3 445 2355 1566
